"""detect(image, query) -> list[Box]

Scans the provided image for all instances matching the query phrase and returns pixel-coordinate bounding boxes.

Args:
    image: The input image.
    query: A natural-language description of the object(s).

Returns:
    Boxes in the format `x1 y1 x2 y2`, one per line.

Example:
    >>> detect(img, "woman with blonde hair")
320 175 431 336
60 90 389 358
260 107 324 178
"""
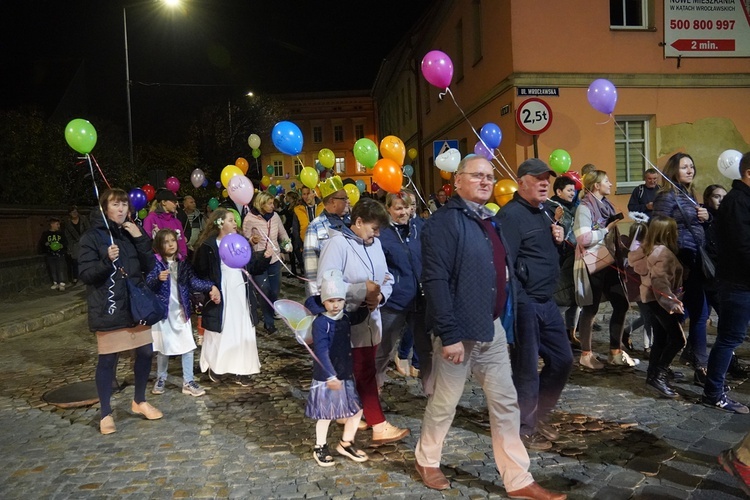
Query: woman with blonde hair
574 170 636 369
242 191 291 334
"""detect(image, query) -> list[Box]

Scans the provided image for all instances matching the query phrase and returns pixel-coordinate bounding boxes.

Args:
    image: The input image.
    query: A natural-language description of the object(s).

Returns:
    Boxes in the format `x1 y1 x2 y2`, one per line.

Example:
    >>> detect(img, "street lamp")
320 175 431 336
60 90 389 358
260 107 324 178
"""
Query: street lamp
123 0 181 164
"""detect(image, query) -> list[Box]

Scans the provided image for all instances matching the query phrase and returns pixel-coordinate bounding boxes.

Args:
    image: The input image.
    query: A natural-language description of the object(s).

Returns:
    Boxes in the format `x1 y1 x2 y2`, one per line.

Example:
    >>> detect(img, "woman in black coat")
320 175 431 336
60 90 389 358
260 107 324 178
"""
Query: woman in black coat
78 188 161 435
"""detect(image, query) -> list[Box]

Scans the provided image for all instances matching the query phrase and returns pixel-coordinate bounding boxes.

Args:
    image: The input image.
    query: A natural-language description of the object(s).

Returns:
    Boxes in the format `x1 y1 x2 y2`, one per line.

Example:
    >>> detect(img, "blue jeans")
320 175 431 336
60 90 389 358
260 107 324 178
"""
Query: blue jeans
704 288 750 401
510 299 574 435
375 307 431 389
682 262 710 367
257 261 281 330
398 325 419 368
156 351 195 384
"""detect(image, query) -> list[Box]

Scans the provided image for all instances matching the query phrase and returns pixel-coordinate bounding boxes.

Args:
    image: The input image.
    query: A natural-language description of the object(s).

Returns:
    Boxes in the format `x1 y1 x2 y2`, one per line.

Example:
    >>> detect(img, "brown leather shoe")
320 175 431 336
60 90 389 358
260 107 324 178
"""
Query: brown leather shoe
131 401 163 420
415 461 450 490
507 481 566 500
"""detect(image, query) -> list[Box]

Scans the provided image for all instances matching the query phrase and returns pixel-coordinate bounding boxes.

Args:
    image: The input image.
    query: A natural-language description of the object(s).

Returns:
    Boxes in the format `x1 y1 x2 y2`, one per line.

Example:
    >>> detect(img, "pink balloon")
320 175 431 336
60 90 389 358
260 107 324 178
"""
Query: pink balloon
474 141 494 160
421 50 454 89
587 79 618 115
227 175 254 206
165 176 180 193
218 233 251 269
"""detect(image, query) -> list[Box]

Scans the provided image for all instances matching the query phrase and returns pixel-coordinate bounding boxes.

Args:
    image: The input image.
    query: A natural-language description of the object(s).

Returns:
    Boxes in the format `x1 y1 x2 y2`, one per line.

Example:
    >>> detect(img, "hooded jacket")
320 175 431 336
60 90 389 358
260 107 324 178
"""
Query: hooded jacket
146 255 216 322
78 211 155 332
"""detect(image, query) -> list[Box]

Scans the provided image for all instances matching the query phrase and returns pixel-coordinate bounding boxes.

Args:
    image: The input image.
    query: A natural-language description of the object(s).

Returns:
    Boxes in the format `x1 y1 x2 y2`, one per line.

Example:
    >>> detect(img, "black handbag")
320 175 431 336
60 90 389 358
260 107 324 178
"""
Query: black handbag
121 268 167 326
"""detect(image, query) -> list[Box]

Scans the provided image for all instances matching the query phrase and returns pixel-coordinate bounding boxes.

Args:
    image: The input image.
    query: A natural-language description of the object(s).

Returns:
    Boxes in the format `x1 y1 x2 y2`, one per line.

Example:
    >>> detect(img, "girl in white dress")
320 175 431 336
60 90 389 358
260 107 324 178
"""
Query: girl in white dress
147 229 220 397
193 208 272 386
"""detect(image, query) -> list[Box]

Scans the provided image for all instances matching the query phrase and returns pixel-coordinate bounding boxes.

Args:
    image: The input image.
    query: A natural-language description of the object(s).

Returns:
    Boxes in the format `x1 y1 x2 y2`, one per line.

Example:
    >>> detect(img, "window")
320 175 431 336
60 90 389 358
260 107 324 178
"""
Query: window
334 125 344 142
454 20 464 81
614 117 651 191
610 0 648 29
294 158 303 176
335 157 345 174
356 161 366 173
313 126 323 143
273 160 284 178
472 0 483 64
354 124 365 140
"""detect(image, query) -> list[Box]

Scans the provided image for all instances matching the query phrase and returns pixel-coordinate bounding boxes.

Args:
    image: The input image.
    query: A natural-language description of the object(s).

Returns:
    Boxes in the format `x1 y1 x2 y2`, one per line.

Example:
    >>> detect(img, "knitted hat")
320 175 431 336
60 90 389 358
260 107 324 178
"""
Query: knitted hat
320 269 347 302
319 175 344 200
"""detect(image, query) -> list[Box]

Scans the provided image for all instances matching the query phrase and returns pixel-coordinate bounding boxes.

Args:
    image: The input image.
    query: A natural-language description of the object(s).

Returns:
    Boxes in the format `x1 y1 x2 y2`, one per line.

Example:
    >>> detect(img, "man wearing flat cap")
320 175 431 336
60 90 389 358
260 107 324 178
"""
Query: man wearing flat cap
499 158 573 452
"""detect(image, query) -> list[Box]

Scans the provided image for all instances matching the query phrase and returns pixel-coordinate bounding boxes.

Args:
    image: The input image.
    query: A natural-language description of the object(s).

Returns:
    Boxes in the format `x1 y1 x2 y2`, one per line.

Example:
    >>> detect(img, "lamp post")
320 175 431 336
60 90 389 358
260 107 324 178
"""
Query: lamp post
123 0 181 164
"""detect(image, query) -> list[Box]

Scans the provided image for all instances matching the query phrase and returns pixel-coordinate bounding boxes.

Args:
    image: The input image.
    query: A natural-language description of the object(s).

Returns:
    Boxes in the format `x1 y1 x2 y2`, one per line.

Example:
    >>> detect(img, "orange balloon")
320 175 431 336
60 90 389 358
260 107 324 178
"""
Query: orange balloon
494 178 518 207
373 158 403 194
236 157 249 174
379 135 406 165
439 169 452 180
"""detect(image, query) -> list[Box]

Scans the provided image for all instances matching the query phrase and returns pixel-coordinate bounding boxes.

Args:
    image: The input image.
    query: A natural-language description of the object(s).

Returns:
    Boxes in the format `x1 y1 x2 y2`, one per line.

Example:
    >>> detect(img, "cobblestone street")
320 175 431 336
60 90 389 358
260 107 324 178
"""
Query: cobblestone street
0 277 748 499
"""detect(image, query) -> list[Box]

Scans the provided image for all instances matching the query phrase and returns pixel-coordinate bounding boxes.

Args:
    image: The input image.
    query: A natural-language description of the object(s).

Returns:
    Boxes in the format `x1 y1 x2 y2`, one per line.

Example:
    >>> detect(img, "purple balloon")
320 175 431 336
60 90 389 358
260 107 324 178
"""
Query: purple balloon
587 79 618 115
480 123 502 150
215 181 222 188
421 50 454 89
474 141 494 161
128 188 147 211
218 233 252 269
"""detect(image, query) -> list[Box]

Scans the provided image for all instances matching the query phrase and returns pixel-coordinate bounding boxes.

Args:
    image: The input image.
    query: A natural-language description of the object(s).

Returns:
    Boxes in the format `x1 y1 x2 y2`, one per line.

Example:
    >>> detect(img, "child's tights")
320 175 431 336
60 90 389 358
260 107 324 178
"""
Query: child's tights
316 410 364 445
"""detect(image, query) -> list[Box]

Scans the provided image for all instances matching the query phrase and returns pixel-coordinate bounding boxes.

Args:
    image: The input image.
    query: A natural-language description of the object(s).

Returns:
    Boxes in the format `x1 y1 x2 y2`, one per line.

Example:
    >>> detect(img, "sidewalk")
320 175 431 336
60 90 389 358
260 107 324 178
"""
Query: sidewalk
0 283 87 340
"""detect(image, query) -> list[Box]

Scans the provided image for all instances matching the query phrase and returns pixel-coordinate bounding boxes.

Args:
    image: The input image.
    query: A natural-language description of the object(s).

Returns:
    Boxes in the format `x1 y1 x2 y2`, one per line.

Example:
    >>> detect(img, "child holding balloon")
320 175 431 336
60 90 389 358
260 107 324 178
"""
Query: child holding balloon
193 208 272 386
39 217 68 290
147 229 220 397
304 269 370 466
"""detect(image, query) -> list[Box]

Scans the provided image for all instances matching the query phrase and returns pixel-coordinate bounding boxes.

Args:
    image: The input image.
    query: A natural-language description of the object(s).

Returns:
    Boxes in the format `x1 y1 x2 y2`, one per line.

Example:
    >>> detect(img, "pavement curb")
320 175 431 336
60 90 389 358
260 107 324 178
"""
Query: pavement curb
0 300 87 341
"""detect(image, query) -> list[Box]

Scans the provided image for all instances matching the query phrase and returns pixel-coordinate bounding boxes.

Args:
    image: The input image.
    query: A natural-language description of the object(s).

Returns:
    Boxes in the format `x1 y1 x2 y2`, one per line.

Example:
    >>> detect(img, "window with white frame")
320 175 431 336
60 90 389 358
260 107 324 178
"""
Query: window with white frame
313 126 323 143
614 116 651 191
356 161 366 173
293 158 303 176
335 157 345 174
334 125 344 142
273 160 284 178
610 0 649 29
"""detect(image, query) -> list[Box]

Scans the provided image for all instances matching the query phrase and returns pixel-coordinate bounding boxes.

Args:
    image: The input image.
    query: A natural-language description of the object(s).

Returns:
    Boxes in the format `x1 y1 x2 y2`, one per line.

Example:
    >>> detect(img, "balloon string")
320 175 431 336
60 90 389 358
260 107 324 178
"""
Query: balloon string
89 154 112 190
612 121 698 207
595 113 613 126
254 230 311 283
85 154 117 315
239 268 332 377
405 177 430 213
443 88 518 181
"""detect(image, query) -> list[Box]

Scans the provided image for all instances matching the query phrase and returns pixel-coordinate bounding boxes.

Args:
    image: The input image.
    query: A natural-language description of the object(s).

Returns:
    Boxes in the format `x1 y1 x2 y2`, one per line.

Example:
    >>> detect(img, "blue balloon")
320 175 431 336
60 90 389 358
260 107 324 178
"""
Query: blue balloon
202 179 208 188
403 164 414 177
480 122 502 150
271 121 304 156
128 188 147 211
290 182 296 189
355 179 366 193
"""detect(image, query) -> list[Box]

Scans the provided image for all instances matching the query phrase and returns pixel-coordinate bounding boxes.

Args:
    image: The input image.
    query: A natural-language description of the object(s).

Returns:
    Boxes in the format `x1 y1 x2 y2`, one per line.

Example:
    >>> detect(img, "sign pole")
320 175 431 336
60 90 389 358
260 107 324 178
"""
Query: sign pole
533 135 539 159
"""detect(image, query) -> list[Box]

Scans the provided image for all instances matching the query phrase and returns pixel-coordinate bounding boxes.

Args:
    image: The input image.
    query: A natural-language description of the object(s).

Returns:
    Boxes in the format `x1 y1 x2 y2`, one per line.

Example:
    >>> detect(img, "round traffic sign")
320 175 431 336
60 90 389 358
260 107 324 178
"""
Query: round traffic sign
516 98 553 135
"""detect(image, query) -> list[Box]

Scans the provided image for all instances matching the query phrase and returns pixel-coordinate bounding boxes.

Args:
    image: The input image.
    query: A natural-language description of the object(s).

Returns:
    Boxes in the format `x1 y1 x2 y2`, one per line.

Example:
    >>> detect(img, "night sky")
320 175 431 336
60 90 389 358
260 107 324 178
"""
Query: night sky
1 0 431 142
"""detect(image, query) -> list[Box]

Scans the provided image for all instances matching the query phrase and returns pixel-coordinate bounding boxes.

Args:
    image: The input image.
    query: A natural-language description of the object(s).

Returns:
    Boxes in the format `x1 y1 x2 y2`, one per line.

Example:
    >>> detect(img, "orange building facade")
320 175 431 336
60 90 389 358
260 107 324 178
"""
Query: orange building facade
262 91 379 193
373 0 750 207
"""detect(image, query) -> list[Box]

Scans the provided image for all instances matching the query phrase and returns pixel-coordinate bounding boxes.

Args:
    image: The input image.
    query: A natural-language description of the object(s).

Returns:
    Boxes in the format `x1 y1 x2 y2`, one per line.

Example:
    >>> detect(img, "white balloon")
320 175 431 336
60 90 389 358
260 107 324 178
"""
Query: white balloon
717 149 742 180
248 133 261 150
190 168 205 188
436 148 461 172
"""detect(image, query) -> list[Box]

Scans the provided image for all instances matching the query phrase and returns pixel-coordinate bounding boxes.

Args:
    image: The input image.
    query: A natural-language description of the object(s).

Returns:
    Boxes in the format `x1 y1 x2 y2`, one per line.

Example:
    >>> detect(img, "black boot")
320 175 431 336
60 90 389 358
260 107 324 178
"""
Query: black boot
728 353 749 379
694 366 707 387
667 367 685 380
647 368 678 398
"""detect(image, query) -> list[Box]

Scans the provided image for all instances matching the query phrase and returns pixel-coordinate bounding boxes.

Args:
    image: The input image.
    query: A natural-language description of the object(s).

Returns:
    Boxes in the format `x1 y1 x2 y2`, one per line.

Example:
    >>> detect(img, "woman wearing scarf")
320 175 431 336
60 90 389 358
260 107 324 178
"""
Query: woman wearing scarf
573 170 637 370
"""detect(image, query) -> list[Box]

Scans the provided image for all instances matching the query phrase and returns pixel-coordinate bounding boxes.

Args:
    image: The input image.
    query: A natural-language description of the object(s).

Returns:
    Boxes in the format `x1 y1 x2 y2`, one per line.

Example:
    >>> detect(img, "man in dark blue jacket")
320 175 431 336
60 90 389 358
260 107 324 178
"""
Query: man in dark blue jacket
414 155 566 500
499 158 573 452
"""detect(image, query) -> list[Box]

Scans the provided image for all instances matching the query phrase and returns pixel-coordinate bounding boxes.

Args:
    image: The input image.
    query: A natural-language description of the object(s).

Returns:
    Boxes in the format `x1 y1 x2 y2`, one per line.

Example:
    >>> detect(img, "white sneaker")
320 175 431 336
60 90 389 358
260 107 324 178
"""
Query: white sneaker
58 283 66 291
609 350 640 367
182 381 206 397
580 352 604 370
51 283 58 290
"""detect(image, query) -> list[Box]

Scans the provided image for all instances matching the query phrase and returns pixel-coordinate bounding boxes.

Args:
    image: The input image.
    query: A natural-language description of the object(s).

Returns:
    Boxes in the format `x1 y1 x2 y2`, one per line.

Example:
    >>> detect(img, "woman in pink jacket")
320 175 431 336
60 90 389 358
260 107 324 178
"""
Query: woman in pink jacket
143 189 188 259
242 191 291 333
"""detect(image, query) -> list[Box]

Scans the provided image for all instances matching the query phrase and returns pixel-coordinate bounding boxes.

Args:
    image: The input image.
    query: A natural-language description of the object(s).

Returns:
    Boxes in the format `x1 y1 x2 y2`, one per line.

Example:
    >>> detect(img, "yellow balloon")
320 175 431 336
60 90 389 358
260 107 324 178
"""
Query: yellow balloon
276 179 281 185
221 165 243 188
261 175 271 187
408 147 418 160
300 166 319 190
344 183 360 205
318 148 335 169
222 189 228 198
485 202 500 215
494 178 519 207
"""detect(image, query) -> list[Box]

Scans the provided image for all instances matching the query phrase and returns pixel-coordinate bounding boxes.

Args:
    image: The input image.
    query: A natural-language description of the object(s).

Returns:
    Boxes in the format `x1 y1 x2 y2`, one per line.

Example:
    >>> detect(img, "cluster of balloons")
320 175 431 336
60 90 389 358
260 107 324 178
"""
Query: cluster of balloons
64 119 98 154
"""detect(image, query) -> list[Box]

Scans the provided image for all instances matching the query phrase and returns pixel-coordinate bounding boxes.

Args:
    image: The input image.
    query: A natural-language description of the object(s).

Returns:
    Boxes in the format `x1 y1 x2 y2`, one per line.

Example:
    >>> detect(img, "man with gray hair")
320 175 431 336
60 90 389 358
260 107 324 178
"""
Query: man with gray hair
414 154 566 499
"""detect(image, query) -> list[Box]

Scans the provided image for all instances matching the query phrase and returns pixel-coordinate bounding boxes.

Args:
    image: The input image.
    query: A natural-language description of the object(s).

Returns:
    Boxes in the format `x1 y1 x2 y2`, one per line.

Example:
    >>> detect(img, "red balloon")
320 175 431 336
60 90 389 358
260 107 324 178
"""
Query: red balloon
442 183 453 197
562 171 583 191
142 184 155 202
